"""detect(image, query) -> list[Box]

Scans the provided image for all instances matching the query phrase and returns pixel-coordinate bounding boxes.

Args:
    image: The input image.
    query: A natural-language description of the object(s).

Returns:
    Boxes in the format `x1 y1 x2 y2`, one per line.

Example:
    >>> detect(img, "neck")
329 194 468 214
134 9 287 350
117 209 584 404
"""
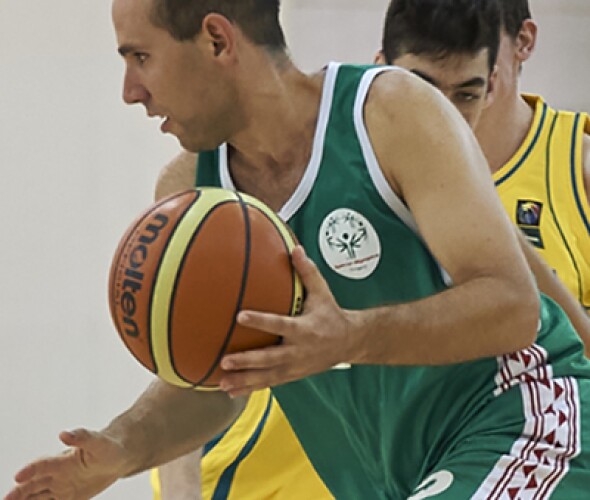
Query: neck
475 92 535 173
225 56 325 209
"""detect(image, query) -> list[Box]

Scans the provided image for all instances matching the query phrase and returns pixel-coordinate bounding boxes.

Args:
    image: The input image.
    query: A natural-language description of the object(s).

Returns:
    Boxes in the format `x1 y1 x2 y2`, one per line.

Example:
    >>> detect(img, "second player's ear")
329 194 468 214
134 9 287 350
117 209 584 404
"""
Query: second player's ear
202 13 236 59
374 51 387 65
515 19 537 63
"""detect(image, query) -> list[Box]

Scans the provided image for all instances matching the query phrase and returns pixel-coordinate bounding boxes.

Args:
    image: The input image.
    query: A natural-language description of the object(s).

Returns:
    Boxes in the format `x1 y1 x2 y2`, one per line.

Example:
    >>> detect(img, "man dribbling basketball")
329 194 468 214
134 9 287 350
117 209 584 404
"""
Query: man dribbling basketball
6 1 590 498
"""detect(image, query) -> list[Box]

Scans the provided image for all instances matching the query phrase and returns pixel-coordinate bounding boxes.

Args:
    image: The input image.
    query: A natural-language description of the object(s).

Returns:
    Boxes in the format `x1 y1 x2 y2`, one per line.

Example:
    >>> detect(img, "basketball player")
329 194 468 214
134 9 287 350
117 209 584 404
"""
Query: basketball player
152 2 590 498
7 1 590 499
479 0 590 311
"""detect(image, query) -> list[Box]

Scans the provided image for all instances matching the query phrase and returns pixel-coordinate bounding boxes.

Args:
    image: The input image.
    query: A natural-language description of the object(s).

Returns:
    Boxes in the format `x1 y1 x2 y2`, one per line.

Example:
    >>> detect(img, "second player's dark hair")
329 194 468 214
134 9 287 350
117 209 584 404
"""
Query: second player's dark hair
498 0 532 38
381 0 501 72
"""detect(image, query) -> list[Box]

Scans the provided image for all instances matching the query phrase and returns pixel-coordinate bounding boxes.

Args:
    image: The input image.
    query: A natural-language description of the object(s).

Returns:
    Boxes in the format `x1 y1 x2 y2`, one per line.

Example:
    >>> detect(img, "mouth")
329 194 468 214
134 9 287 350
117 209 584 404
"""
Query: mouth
160 116 171 133
148 113 171 132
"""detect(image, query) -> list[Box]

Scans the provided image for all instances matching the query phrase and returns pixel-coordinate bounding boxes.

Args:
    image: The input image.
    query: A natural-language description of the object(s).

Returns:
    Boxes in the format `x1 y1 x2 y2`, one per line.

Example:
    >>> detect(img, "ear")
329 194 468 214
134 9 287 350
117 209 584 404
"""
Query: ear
514 19 537 63
483 65 499 109
374 51 387 65
201 13 237 60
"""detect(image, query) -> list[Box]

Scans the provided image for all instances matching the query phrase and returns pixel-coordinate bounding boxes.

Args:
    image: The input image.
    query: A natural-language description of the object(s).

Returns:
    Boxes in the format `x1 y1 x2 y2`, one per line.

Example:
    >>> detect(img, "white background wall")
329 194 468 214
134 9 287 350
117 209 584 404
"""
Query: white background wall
0 1 588 498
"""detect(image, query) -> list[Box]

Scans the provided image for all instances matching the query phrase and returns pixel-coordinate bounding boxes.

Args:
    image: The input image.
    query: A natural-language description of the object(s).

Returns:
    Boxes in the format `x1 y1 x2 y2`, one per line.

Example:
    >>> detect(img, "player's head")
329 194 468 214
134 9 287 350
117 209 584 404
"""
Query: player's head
493 0 536 98
112 0 287 151
377 0 501 128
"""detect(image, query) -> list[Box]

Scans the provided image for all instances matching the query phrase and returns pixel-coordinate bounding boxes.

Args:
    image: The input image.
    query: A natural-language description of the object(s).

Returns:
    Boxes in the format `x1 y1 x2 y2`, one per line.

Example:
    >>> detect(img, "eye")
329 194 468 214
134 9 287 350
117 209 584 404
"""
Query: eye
134 52 149 66
456 92 481 103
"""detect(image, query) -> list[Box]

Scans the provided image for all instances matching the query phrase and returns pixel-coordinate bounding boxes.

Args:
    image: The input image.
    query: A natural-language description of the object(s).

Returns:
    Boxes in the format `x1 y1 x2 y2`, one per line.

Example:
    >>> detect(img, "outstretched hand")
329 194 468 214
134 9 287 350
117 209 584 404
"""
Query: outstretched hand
5 428 128 500
219 246 361 397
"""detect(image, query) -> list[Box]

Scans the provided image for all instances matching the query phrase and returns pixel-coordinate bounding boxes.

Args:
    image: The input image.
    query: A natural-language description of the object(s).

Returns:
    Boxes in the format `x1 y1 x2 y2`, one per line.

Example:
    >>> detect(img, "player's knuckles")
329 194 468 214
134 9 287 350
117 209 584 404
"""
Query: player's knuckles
271 314 293 334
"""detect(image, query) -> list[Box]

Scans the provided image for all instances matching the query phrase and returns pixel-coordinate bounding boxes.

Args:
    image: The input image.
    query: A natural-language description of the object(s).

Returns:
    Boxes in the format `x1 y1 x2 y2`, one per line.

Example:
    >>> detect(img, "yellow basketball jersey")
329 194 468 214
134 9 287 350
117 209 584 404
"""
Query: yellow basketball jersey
151 388 333 499
493 94 590 311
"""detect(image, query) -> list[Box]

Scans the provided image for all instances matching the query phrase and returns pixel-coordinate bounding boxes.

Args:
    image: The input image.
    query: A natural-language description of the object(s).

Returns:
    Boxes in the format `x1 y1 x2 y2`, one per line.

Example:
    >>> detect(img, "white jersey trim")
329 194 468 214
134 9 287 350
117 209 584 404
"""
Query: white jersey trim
353 66 417 232
353 66 453 287
218 62 342 223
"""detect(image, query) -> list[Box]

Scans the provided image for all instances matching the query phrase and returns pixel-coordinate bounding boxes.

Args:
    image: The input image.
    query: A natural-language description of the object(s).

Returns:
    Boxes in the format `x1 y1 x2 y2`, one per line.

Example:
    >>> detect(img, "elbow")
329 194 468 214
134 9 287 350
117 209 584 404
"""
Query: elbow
507 282 540 352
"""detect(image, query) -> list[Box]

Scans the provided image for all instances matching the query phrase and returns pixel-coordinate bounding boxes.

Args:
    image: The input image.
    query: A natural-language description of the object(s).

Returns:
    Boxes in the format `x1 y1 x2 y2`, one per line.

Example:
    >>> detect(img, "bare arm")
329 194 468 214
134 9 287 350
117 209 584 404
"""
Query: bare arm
346 71 539 365
107 383 244 476
516 229 590 357
154 151 198 200
6 380 246 499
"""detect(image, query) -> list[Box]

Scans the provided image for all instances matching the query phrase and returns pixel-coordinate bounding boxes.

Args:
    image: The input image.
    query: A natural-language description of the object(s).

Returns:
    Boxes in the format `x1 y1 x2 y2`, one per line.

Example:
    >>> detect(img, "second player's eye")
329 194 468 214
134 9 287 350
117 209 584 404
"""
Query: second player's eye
456 91 481 103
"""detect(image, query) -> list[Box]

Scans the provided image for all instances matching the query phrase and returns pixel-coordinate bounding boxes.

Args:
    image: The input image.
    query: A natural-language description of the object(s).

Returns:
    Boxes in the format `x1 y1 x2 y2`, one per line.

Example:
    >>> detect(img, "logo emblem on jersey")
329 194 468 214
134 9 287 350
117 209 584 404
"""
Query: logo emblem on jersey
516 200 544 249
318 208 381 280
408 470 454 499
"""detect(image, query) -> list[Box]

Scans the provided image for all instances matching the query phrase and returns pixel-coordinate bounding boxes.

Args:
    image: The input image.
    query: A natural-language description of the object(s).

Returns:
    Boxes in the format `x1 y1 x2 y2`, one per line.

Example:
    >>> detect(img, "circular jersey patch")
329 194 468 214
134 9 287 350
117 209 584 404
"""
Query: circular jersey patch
318 208 381 280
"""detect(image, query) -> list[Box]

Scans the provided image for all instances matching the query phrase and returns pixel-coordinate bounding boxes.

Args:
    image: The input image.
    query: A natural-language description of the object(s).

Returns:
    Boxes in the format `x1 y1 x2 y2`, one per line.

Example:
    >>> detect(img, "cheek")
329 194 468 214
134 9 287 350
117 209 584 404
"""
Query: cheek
450 101 472 123
465 107 486 130
457 105 480 130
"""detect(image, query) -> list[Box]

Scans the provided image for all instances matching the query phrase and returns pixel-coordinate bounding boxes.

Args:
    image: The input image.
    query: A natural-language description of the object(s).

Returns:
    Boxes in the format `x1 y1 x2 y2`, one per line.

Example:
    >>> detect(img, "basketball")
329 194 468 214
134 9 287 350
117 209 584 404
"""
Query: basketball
108 187 303 390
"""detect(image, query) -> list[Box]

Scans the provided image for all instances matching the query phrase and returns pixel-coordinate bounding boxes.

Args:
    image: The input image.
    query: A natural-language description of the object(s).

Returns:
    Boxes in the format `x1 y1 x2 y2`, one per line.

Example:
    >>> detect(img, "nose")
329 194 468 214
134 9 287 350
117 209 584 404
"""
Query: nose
122 70 150 105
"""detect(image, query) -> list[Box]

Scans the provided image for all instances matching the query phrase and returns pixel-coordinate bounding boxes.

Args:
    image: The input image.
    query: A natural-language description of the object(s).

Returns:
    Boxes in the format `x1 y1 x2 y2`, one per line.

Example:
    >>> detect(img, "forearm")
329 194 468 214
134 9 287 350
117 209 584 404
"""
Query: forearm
102 379 245 477
517 231 590 357
348 275 539 366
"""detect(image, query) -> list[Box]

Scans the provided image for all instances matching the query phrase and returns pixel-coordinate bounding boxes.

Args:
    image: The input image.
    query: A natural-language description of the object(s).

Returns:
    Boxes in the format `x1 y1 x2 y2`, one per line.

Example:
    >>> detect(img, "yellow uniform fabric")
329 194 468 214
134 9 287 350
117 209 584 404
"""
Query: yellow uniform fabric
151 389 332 499
493 95 590 311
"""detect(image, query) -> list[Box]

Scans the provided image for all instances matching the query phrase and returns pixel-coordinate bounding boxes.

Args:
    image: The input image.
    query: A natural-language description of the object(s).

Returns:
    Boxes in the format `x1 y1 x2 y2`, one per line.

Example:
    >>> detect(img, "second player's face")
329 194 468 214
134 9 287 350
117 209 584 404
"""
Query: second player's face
390 50 495 129
112 0 240 152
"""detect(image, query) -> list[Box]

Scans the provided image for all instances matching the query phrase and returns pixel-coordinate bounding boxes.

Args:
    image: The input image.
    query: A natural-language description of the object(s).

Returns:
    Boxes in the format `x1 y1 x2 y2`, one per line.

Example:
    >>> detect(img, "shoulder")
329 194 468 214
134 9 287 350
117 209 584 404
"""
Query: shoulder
155 151 198 201
364 67 444 118
364 67 468 147
362 67 474 190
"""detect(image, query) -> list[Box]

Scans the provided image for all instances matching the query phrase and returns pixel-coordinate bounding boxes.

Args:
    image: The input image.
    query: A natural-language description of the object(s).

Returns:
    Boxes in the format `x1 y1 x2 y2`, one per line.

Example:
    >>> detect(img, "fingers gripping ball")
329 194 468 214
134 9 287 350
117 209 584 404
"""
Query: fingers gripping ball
108 188 303 389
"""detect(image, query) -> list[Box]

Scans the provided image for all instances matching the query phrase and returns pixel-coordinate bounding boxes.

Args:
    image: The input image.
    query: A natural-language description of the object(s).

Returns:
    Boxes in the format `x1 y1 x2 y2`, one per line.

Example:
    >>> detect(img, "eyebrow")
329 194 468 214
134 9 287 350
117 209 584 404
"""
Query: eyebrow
410 69 486 89
118 44 136 57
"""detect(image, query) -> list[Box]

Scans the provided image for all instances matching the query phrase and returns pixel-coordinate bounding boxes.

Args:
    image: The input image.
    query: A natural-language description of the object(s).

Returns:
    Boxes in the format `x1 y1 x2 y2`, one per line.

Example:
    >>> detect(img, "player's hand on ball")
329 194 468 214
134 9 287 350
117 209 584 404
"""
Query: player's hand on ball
5 429 128 500
219 246 360 396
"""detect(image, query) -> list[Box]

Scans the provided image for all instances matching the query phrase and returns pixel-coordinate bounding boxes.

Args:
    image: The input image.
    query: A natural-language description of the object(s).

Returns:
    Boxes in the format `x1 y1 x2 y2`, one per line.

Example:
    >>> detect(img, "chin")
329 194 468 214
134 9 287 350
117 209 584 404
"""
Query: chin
174 132 199 153
180 135 224 153
178 138 206 153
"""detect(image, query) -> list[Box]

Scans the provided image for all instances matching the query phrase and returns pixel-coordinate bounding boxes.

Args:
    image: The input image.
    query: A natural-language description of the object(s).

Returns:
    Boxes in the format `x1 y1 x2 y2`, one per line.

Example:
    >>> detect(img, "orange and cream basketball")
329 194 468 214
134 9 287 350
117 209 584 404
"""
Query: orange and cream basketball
108 187 302 389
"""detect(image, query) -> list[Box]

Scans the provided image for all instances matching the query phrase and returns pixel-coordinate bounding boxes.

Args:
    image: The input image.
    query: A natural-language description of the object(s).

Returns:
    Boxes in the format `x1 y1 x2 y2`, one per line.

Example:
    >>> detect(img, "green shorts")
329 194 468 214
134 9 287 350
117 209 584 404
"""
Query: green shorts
408 377 590 499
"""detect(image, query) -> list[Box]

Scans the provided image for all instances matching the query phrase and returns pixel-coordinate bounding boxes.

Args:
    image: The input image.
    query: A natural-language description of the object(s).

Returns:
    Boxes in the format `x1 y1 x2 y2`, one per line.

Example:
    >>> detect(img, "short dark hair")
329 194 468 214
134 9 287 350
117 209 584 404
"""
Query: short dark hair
498 0 531 38
150 0 286 49
381 0 501 73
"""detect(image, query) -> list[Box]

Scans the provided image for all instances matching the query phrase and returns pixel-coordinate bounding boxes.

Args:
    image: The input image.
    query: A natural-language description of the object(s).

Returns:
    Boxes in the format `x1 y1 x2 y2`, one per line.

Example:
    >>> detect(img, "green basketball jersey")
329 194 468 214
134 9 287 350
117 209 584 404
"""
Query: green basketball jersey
196 63 590 498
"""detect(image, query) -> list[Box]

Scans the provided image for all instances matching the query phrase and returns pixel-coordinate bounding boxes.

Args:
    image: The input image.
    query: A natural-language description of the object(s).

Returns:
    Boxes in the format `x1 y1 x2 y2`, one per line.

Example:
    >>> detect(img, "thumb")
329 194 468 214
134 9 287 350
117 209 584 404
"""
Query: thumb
291 246 330 298
59 428 94 447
